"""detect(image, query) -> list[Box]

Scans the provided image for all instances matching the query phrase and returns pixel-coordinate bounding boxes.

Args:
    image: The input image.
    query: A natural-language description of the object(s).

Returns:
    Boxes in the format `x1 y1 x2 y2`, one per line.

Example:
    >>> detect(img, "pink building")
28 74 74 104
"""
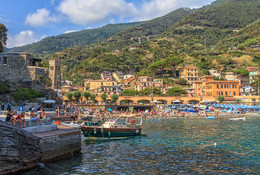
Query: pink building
184 88 196 97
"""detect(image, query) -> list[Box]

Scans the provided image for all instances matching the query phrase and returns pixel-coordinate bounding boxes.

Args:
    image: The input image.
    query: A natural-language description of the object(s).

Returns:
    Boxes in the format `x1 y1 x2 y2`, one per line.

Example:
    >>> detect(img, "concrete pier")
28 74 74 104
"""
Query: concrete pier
34 125 81 162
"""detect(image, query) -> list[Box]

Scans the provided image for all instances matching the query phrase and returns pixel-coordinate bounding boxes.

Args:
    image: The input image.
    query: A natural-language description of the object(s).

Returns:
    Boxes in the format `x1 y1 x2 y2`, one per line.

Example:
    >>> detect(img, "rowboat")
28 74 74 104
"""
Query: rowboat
229 117 246 121
81 115 142 138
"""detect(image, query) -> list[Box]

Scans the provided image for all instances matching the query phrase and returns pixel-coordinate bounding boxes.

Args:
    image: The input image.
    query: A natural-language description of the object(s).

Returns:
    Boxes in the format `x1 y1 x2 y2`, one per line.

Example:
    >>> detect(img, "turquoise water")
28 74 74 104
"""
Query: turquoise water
24 116 259 174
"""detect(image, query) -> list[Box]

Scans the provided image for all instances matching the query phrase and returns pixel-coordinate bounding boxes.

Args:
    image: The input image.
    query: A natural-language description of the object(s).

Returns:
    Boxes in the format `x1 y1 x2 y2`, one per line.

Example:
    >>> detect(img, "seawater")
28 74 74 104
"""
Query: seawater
24 116 259 174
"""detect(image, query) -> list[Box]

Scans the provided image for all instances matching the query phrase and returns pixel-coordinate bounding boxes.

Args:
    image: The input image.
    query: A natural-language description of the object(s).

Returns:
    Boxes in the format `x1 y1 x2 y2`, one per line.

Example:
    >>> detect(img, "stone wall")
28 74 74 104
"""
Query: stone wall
39 130 81 162
0 121 41 174
0 53 33 82
28 66 48 81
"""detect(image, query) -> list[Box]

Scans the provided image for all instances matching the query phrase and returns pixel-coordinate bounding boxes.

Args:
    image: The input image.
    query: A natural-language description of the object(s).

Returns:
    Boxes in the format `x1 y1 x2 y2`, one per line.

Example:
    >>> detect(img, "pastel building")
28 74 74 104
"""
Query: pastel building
179 65 199 83
195 75 240 98
84 80 121 96
247 66 259 84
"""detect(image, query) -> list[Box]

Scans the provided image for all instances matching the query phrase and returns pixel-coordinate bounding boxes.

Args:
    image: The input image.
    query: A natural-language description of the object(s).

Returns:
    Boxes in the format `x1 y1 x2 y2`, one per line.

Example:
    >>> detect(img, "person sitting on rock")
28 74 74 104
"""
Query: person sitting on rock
5 108 17 126
16 111 26 128
30 110 40 125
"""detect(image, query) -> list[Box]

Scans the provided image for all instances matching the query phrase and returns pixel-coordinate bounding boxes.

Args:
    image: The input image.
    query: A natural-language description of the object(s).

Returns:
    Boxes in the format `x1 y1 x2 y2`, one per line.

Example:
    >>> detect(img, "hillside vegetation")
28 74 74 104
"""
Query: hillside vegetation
8 22 141 54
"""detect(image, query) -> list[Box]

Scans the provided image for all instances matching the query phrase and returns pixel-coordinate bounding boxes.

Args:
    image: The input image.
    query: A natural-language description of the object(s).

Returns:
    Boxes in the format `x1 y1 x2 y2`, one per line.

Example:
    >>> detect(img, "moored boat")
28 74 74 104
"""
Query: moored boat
205 116 215 120
81 115 142 138
229 117 246 121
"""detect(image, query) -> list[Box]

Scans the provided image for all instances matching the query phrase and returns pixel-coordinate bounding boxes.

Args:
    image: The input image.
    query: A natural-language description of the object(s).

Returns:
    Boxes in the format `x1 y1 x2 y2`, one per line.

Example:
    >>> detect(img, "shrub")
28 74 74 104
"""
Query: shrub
13 88 43 102
0 82 10 94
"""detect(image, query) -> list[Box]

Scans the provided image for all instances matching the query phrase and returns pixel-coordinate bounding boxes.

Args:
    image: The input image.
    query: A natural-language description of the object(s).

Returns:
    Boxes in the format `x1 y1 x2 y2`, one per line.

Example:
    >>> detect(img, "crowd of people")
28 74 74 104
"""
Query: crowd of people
3 104 49 128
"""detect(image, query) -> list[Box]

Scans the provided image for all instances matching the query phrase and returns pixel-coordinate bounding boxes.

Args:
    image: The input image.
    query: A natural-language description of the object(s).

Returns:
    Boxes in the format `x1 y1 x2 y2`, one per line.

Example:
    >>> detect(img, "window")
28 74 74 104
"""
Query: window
230 85 232 88
233 91 236 96
217 84 219 88
225 92 227 96
3 57 7 65
221 92 223 95
101 82 103 85
217 91 219 95
229 91 232 96
221 84 223 88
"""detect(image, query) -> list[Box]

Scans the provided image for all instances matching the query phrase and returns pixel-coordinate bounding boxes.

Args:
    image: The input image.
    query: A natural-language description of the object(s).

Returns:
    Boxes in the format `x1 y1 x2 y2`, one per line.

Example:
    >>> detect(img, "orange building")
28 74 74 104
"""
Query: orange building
195 76 240 98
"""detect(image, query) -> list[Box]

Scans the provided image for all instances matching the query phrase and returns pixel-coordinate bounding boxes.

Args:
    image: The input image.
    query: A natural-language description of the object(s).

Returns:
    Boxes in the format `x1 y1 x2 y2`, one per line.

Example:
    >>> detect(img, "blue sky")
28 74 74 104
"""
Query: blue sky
0 0 214 48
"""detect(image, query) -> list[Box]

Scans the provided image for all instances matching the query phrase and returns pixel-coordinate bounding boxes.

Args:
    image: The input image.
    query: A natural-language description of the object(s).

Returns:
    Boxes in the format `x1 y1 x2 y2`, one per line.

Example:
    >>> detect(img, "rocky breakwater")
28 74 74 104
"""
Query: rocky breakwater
0 121 41 174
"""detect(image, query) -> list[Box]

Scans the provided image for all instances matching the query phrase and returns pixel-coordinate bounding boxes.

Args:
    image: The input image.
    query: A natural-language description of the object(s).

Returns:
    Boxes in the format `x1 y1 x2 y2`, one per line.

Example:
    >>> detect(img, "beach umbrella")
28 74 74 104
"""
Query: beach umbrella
165 109 169 113
107 108 112 111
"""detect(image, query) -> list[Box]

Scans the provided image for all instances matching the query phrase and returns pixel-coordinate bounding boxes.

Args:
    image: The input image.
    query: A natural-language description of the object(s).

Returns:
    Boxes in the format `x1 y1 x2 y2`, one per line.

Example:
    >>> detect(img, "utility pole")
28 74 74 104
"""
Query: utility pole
204 36 207 54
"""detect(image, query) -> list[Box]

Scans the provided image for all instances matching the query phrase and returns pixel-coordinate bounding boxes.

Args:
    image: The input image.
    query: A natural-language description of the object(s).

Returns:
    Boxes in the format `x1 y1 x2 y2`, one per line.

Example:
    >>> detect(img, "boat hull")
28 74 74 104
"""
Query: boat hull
229 117 245 121
81 126 141 137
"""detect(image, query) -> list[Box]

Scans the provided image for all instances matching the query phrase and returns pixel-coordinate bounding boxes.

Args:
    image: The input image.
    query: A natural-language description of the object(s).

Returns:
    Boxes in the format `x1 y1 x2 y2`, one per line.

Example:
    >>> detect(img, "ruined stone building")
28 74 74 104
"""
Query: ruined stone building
0 52 61 90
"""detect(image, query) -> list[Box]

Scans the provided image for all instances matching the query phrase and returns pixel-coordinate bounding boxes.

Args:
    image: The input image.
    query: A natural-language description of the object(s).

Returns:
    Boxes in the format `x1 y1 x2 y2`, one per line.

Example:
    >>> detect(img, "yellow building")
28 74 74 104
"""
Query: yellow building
84 80 121 96
179 65 199 83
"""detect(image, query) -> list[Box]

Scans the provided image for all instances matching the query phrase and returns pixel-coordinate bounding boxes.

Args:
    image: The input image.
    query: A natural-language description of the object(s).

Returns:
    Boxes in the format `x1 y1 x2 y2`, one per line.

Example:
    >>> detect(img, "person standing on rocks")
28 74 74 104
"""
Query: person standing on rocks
6 102 11 111
1 103 4 111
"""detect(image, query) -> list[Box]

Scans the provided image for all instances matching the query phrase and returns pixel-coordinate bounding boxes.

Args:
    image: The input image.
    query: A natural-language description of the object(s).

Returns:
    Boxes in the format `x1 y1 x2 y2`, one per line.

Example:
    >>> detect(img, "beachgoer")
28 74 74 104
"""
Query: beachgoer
6 108 17 125
16 111 26 128
71 112 76 122
6 102 11 111
1 102 4 111
56 105 60 117
129 117 135 124
30 110 40 125
35 104 43 112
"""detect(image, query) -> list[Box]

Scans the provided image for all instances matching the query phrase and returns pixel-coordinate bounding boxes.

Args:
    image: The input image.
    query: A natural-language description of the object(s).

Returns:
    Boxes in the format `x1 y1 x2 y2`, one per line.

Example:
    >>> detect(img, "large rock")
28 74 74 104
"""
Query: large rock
0 120 41 174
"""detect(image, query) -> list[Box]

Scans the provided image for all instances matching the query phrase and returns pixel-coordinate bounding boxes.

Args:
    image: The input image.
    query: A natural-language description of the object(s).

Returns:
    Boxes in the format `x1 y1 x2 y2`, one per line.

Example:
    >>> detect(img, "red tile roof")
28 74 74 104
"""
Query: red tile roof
184 65 197 68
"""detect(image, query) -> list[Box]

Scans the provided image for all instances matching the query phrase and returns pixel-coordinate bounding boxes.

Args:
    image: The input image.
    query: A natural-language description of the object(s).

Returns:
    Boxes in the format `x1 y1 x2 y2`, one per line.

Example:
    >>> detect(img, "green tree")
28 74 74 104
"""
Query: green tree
218 96 225 103
166 87 187 96
101 93 108 102
111 94 119 103
66 92 73 102
122 90 137 96
73 91 81 102
83 91 91 101
90 94 96 102
0 82 10 94
13 88 43 102
165 55 183 77
233 69 249 76
175 78 187 85
252 98 256 105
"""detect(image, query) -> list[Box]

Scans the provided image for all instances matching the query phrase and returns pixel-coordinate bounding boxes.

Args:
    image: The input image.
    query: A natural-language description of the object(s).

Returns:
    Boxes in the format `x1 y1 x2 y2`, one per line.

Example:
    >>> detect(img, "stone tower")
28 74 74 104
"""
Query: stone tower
49 59 61 89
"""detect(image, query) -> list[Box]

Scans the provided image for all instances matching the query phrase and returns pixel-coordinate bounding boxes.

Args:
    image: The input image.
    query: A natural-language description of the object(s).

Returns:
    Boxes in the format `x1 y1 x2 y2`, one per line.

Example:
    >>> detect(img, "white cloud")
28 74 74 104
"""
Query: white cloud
58 0 138 25
25 8 59 27
7 30 46 48
64 30 76 34
57 0 214 25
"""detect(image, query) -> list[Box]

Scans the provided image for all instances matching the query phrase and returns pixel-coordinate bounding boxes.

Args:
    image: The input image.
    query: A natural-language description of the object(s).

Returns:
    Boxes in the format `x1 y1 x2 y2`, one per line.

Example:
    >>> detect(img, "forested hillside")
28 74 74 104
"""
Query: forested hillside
8 22 141 54
10 0 260 85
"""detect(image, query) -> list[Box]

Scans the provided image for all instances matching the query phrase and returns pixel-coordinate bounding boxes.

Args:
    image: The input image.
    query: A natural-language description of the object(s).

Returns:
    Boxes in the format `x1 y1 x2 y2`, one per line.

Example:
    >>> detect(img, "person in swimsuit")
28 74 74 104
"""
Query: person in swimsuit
16 111 26 128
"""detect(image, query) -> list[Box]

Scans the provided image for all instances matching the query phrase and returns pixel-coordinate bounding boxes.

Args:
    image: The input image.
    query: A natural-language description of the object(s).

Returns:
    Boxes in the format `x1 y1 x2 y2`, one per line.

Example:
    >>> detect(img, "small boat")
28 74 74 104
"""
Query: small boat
205 116 215 120
81 115 142 138
229 117 246 121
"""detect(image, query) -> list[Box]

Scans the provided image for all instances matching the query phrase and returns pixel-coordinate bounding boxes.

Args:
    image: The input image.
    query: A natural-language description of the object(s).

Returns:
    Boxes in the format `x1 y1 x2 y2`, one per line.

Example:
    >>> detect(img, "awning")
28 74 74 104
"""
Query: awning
172 100 181 103
43 100 56 103
224 97 236 101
